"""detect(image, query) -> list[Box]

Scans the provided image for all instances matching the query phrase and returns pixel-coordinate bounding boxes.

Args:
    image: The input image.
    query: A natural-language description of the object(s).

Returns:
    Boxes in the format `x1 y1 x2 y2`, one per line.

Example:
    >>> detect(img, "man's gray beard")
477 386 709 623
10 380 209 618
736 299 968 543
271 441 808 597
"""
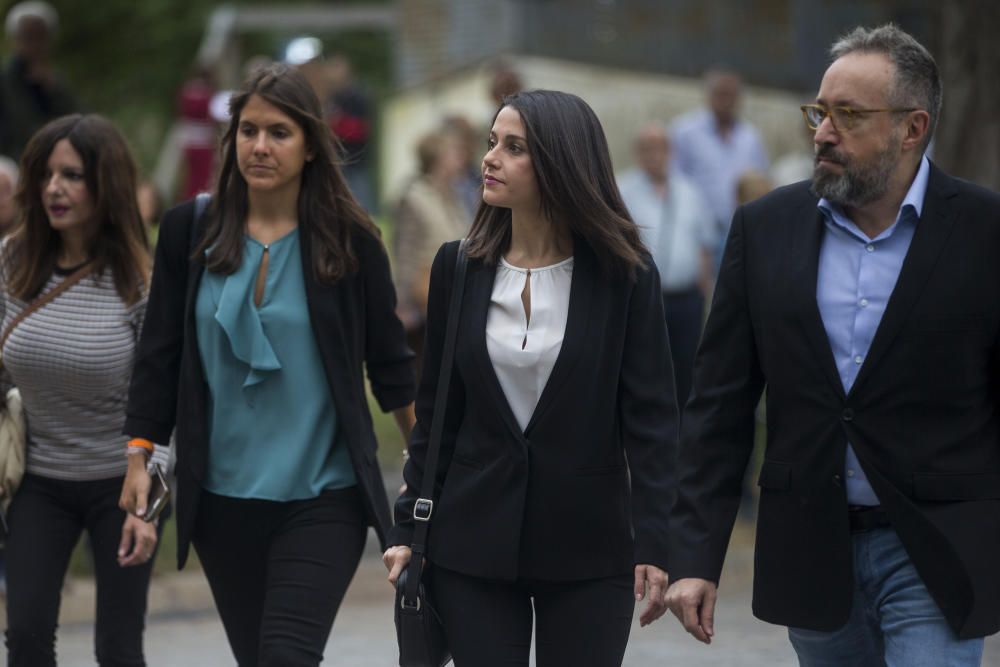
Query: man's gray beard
811 137 899 208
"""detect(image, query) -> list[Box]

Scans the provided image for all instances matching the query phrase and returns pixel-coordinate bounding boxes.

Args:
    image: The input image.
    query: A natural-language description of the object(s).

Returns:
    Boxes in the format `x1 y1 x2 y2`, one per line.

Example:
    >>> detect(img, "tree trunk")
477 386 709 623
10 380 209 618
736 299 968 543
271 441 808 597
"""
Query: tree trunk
934 2 1000 191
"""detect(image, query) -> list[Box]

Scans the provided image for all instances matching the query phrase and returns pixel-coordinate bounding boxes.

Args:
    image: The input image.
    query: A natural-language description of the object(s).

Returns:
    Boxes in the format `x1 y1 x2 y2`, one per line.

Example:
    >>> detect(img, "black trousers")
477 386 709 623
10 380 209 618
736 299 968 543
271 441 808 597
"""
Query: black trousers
662 288 705 408
5 473 159 667
428 565 635 667
192 486 367 667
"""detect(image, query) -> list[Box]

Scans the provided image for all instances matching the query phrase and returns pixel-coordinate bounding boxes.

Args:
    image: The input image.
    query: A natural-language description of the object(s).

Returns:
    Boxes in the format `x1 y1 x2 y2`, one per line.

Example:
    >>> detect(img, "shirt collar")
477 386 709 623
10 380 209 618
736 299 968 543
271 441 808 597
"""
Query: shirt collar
818 155 930 238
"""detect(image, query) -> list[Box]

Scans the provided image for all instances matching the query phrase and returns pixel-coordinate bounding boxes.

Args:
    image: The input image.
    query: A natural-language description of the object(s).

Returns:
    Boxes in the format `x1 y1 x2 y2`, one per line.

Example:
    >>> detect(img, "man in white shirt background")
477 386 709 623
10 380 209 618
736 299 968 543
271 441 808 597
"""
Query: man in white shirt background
619 123 715 406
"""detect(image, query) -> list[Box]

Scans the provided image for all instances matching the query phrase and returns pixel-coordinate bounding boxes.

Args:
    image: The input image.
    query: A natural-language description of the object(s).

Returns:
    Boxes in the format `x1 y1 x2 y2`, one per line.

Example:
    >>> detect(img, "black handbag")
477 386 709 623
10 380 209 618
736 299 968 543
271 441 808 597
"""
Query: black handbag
394 241 468 667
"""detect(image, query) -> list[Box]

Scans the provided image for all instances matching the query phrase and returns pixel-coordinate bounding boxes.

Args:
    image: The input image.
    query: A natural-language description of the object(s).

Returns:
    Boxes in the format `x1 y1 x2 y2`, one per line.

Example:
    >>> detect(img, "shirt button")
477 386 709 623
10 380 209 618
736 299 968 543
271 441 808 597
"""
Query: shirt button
847 470 855 477
866 244 875 252
854 355 863 364
859 298 869 307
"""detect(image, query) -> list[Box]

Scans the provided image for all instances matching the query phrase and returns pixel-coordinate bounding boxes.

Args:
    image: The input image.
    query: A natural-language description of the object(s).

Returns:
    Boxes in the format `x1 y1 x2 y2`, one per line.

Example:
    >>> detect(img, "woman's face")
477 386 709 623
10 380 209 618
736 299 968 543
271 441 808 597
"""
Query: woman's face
43 139 96 236
236 94 312 196
482 106 540 213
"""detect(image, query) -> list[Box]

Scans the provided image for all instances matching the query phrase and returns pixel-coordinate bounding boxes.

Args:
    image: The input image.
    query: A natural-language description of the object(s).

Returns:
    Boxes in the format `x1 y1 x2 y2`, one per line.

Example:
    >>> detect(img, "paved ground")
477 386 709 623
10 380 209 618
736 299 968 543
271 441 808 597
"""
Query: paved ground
4 525 999 666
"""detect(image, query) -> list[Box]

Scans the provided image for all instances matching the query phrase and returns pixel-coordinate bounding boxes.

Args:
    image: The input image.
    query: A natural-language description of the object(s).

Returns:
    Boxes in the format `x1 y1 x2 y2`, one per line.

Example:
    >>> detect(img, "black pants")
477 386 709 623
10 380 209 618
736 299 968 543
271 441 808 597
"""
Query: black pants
429 565 635 667
662 288 705 409
5 473 159 667
192 487 367 667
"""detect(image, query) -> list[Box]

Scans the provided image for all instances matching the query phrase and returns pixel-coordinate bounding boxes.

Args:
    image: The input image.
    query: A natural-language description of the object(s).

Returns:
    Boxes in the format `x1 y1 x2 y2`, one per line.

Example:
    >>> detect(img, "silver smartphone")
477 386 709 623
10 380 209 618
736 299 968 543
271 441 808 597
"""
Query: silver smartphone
144 463 170 523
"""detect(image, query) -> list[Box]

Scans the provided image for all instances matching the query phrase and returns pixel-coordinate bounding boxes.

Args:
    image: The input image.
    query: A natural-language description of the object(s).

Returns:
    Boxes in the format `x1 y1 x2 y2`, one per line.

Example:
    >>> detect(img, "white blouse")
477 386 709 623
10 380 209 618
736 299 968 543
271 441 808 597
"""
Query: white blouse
486 255 574 431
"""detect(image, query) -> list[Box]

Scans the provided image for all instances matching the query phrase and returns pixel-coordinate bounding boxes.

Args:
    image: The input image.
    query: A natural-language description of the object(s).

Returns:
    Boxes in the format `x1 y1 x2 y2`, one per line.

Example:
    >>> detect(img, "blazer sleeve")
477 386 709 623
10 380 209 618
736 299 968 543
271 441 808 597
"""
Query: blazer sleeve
620 258 680 571
668 207 765 583
388 241 466 547
358 230 416 412
122 201 195 444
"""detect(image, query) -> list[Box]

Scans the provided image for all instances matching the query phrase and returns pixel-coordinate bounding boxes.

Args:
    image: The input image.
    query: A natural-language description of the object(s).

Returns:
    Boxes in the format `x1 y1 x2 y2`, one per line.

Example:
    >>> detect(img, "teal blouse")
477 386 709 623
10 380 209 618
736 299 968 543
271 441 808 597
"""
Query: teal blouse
195 228 356 500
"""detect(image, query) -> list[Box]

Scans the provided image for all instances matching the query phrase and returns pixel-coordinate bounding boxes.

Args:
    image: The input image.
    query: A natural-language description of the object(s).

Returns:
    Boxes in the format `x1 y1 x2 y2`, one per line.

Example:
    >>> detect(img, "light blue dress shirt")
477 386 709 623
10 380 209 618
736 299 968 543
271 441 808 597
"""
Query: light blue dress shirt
816 156 930 506
195 229 356 501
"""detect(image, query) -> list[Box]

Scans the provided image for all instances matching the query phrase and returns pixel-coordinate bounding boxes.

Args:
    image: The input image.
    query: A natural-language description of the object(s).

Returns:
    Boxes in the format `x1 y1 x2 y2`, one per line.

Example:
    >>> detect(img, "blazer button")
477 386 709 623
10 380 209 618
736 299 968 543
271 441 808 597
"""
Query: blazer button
832 474 842 486
841 408 854 422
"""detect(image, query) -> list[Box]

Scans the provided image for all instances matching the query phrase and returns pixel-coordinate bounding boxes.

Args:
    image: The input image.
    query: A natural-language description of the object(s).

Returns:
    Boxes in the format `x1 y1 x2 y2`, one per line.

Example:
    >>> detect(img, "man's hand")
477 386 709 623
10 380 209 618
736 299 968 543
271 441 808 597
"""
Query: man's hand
634 564 670 627
665 577 718 644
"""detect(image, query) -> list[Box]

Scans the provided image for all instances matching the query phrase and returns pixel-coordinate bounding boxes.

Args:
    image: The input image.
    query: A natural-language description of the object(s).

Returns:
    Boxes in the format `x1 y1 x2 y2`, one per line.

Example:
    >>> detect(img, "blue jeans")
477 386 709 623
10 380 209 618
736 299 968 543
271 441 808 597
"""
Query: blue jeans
787 526 984 667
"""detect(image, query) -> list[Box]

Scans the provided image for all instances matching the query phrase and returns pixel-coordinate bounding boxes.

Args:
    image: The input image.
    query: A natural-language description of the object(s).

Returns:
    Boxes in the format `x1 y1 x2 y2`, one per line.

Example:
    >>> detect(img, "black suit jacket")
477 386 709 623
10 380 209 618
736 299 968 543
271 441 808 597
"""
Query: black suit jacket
388 239 678 581
124 200 415 568
669 164 1000 638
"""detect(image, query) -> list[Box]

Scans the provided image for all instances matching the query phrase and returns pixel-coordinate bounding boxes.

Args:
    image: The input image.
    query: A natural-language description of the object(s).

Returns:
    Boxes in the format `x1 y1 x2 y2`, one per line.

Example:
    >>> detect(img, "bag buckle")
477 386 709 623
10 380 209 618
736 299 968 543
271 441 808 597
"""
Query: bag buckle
413 498 434 522
400 594 422 611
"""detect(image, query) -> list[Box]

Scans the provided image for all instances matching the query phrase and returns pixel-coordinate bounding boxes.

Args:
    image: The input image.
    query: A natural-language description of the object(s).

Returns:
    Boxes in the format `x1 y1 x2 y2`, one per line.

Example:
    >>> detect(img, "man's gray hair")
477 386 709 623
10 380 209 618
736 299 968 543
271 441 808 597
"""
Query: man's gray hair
831 24 941 150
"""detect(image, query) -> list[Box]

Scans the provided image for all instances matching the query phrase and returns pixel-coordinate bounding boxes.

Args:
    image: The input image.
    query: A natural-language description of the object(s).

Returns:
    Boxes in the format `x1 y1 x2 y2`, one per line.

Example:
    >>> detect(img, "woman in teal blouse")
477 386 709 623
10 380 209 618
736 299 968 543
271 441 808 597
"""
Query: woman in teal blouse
120 64 416 666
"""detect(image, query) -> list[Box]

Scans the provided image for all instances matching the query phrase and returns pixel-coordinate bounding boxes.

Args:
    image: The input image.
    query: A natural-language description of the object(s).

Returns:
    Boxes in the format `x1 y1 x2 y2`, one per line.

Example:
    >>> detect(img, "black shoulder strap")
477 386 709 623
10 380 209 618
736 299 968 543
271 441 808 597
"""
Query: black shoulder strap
404 240 468 600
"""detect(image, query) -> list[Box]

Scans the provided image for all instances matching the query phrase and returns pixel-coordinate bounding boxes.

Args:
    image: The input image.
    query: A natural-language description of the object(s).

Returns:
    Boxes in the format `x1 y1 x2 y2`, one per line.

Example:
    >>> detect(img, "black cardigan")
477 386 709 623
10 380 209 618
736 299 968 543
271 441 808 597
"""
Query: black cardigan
124 199 415 568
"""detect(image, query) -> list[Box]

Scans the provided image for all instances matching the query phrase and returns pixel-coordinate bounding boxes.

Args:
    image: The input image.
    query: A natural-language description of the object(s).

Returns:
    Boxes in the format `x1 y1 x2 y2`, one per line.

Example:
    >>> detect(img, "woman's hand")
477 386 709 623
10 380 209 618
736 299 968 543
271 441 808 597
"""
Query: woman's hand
635 563 670 627
117 513 158 567
383 545 413 586
119 454 151 518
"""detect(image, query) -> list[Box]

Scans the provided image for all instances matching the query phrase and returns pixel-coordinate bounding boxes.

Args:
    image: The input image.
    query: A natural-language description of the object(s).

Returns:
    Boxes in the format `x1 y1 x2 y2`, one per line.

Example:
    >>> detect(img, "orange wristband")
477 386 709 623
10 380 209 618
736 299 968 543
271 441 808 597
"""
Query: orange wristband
127 437 154 452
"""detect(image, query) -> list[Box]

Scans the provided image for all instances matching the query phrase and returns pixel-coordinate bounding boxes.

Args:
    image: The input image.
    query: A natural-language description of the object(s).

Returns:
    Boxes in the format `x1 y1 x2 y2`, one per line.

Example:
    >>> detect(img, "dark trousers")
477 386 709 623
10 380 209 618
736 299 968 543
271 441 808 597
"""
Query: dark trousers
662 288 705 409
5 473 158 667
428 565 635 667
192 487 367 667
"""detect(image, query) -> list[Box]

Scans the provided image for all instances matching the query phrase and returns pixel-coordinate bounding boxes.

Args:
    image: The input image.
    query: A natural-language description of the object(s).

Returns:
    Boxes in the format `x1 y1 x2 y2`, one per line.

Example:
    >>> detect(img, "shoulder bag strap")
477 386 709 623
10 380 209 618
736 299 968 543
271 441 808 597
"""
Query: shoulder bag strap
404 240 468 601
0 262 94 365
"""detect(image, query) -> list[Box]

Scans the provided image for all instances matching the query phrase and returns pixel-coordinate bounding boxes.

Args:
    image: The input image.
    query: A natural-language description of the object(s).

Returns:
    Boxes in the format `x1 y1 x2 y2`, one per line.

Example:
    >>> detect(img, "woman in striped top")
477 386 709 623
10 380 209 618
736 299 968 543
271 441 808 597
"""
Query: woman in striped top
1 114 162 666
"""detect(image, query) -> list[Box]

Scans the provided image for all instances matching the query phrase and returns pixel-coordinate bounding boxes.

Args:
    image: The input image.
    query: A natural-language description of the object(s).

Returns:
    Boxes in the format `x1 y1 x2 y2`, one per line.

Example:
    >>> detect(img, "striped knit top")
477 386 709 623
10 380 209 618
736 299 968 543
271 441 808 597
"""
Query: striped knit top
0 261 167 481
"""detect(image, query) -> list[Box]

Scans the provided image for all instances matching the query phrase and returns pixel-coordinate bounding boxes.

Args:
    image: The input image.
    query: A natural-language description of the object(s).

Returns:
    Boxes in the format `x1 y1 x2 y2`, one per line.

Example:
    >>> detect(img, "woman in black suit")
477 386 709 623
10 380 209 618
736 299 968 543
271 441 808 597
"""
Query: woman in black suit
119 64 415 666
383 90 678 666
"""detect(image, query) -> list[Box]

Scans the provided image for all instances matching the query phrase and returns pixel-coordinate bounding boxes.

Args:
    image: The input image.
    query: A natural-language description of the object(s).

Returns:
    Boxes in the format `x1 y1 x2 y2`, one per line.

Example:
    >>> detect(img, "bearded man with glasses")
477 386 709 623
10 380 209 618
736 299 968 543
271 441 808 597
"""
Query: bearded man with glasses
665 23 999 666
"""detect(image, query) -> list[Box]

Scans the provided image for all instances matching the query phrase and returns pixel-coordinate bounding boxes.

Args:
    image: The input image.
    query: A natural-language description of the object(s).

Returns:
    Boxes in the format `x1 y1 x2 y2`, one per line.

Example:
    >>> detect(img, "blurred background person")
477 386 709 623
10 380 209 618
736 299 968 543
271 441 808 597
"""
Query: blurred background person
0 155 19 238
441 114 484 220
0 1 77 160
2 114 164 666
671 68 768 265
619 123 715 408
736 169 774 206
326 53 376 213
175 65 218 200
392 129 469 373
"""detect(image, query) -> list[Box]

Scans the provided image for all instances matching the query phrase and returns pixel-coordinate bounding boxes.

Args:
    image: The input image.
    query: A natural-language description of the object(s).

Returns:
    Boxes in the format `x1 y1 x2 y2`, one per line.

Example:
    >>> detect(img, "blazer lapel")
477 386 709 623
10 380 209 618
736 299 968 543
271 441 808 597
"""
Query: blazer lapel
791 203 846 398
523 241 593 434
849 165 959 397
467 257 528 445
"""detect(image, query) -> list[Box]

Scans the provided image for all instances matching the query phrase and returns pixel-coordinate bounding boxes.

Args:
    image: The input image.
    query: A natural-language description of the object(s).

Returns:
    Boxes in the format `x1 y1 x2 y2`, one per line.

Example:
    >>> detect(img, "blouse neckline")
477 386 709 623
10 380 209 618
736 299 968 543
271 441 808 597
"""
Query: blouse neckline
499 255 574 274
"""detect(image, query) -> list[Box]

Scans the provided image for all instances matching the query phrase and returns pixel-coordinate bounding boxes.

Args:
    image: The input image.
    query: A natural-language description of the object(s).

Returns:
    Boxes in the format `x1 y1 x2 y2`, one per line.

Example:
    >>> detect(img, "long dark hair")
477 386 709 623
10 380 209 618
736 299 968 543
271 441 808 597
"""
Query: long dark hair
196 63 379 282
465 90 646 279
6 114 150 304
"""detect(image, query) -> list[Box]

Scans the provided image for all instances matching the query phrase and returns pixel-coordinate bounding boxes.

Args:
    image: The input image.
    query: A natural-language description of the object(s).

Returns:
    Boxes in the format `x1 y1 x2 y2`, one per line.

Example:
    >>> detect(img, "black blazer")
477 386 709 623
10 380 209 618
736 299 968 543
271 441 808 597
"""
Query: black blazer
124 200 415 568
669 164 1000 638
388 239 679 581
